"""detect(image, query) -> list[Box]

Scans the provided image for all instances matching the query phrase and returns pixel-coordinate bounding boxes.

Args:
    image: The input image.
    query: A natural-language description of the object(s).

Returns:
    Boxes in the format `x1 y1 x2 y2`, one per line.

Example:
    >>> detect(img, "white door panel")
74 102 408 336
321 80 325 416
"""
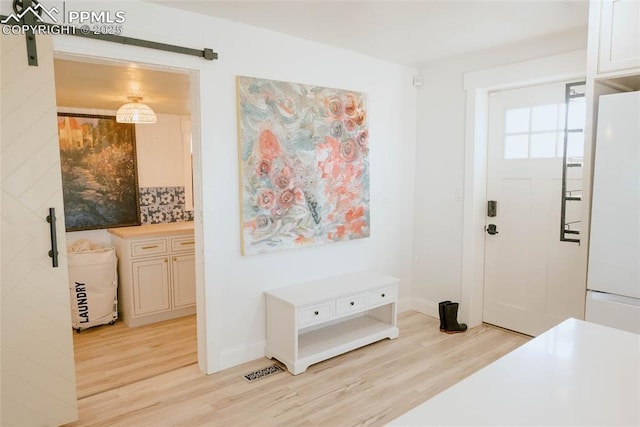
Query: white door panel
483 82 585 336
1 34 78 425
486 179 532 308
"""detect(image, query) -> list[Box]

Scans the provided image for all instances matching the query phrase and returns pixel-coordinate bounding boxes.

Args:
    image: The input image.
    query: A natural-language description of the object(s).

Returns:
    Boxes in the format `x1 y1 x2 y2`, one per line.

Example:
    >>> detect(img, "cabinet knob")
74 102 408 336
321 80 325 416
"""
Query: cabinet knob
381 293 385 298
314 311 319 315
174 257 177 261
164 258 168 263
350 301 355 306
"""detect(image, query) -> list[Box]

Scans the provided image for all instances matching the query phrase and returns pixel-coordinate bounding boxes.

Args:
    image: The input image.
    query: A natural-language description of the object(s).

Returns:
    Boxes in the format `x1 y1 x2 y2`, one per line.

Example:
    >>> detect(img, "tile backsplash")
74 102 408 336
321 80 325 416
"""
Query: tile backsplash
140 186 194 225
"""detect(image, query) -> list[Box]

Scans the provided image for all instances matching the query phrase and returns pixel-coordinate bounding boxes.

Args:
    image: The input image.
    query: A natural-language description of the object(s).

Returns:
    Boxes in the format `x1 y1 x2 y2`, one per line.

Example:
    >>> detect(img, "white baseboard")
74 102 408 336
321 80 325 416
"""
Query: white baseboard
218 340 267 371
397 297 413 313
411 298 439 319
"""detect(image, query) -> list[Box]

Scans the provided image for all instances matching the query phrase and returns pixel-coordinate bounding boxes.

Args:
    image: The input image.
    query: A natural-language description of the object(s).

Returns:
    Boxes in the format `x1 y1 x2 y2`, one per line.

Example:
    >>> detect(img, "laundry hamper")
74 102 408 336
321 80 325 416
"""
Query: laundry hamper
68 245 118 331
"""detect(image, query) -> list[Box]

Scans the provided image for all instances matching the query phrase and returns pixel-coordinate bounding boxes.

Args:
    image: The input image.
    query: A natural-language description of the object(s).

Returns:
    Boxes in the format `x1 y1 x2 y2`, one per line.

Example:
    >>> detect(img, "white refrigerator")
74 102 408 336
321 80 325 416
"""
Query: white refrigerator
586 91 640 334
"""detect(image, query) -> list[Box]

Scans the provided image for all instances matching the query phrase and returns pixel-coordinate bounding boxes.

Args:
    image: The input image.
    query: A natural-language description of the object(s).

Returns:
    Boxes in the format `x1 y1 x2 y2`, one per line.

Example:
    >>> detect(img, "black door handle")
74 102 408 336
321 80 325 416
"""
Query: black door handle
46 207 59 267
486 224 499 235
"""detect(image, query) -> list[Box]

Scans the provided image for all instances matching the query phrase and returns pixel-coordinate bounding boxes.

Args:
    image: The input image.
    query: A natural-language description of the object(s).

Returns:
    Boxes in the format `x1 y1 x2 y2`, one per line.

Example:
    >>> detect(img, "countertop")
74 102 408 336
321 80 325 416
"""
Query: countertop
389 318 640 426
107 222 194 239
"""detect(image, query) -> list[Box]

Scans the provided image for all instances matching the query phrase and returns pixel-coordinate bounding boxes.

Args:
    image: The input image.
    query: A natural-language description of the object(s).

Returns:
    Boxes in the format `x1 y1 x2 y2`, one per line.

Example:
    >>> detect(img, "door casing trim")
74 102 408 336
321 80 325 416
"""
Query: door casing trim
51 44 213 373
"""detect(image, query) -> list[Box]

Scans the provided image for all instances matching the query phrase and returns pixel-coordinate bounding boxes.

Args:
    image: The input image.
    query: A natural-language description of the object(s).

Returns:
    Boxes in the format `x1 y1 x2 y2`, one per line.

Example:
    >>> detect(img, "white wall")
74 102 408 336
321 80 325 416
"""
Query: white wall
136 113 187 188
412 28 587 317
52 1 418 371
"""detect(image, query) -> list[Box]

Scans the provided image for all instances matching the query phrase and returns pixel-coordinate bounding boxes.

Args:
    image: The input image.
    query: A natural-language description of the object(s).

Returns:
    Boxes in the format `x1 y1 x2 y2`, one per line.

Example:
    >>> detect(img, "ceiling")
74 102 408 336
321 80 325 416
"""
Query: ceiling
54 59 192 115
154 0 589 68
54 1 590 115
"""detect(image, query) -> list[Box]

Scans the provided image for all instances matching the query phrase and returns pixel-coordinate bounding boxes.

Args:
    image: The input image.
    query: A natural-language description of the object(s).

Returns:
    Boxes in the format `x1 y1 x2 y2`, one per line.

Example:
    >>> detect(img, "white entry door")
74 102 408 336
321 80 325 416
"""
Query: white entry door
1 35 78 424
483 82 585 336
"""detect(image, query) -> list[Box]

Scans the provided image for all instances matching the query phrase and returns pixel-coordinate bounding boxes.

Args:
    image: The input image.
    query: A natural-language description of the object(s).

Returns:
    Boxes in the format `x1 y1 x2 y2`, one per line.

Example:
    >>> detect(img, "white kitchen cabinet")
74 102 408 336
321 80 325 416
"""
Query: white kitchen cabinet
265 271 399 375
109 223 196 327
131 257 171 316
172 253 196 308
594 0 640 75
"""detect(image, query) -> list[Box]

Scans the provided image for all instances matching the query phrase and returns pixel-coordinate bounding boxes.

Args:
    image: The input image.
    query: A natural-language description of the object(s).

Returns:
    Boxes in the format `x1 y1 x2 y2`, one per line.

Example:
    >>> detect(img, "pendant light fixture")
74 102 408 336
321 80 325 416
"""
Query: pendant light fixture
116 96 157 124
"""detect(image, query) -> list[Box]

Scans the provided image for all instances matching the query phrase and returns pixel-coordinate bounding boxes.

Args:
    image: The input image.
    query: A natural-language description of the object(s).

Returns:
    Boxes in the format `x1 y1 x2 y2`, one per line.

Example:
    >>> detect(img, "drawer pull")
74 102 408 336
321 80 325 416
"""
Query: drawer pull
181 241 195 245
381 293 386 298
350 301 355 306
142 245 159 250
314 311 319 315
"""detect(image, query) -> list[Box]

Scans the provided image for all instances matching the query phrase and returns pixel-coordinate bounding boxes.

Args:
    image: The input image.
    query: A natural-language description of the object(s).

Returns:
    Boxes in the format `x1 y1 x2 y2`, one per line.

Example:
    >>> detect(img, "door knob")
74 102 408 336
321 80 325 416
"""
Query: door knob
487 224 499 235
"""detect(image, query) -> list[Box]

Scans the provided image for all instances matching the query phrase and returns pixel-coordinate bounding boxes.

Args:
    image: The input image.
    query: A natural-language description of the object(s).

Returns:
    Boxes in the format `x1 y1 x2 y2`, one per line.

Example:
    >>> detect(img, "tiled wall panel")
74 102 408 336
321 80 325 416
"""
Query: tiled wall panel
139 186 194 225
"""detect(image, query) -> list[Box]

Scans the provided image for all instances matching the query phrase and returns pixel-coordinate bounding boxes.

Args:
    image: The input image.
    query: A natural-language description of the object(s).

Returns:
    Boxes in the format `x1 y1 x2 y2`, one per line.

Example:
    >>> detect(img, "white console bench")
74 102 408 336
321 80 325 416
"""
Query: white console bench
265 271 400 375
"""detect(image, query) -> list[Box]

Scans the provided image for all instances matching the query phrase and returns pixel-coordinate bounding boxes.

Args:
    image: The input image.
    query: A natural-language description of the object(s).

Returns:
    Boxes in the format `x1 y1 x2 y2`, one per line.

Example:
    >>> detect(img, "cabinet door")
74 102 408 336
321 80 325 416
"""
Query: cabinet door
172 254 196 308
132 257 171 315
598 0 640 73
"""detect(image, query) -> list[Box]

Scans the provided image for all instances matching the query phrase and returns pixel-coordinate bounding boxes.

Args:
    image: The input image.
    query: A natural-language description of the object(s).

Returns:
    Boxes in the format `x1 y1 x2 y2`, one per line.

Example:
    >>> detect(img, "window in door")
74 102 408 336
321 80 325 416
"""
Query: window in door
503 92 585 160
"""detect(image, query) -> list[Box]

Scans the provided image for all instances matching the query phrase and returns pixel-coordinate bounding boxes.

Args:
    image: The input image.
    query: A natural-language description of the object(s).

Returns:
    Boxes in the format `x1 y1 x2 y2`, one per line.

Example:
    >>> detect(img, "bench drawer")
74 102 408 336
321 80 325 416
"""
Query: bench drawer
297 302 334 328
336 293 367 315
367 286 397 307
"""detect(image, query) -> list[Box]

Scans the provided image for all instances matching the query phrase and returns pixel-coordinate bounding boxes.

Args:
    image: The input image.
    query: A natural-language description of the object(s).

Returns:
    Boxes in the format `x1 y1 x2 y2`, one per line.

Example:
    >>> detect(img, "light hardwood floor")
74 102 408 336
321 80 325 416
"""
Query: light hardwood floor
73 315 197 399
68 311 528 426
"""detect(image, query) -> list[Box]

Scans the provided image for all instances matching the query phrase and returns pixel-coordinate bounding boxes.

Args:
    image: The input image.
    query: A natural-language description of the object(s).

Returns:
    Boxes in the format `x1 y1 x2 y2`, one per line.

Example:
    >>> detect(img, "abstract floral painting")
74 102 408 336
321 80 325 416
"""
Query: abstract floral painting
236 76 370 255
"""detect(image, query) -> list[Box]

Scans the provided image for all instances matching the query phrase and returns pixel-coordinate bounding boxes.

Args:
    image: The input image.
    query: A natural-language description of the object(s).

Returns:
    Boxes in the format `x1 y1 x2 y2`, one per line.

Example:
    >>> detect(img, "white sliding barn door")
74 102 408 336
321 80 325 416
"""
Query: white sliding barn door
1 34 78 425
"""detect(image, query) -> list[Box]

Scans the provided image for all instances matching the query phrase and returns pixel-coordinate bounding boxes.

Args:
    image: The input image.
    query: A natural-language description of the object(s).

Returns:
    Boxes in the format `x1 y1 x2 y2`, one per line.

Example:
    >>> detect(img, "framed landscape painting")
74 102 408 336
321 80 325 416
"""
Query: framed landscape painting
57 113 141 231
236 76 370 255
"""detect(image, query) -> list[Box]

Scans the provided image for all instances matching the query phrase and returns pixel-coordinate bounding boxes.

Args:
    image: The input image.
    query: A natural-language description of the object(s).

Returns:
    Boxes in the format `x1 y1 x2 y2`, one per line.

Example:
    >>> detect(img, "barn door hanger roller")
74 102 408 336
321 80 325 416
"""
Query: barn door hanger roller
0 0 218 67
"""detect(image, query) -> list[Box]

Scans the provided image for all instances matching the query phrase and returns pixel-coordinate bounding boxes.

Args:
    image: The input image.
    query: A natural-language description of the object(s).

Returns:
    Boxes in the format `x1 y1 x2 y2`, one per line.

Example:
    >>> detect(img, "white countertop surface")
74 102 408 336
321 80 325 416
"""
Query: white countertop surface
107 222 194 239
390 318 640 426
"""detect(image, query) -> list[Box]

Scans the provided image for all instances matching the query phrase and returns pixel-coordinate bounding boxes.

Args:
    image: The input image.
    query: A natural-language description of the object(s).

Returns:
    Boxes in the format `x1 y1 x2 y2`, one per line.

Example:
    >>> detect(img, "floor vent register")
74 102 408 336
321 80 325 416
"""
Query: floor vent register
243 364 284 383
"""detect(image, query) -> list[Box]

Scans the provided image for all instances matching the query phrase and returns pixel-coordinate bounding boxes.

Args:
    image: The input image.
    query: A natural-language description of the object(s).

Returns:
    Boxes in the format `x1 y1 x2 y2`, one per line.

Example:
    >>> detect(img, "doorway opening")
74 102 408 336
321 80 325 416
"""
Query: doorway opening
52 56 201 399
459 51 587 331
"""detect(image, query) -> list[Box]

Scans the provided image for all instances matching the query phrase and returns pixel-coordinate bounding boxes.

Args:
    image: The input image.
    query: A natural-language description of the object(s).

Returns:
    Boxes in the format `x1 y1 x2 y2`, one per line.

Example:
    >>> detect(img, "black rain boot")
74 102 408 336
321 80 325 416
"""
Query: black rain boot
438 300 451 332
444 302 467 334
